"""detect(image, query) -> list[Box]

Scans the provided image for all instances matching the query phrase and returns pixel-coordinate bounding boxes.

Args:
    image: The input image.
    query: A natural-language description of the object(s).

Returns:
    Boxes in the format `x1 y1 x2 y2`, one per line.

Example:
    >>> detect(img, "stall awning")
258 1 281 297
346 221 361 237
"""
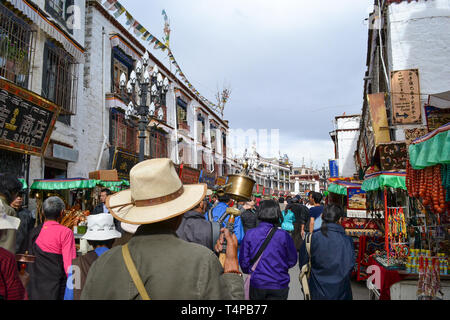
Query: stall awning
409 122 450 170
31 179 129 190
328 180 362 196
361 171 406 192
429 91 450 109
31 178 98 190
5 0 85 63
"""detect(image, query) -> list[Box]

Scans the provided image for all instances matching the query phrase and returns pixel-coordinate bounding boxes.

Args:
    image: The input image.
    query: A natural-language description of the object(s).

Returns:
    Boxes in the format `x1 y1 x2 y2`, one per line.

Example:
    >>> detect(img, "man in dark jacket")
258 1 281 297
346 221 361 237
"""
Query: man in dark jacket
10 192 35 254
176 196 216 250
92 189 122 234
92 189 112 215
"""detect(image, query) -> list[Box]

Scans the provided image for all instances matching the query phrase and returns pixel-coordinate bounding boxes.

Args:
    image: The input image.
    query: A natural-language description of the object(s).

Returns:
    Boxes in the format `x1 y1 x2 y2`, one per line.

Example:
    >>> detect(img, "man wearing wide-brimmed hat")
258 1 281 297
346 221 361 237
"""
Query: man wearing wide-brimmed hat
81 159 244 300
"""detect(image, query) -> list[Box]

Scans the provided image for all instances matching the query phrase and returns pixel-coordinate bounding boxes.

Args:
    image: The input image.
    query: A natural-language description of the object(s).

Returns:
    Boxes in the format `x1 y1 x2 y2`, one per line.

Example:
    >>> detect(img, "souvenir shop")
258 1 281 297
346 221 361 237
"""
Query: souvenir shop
366 123 450 300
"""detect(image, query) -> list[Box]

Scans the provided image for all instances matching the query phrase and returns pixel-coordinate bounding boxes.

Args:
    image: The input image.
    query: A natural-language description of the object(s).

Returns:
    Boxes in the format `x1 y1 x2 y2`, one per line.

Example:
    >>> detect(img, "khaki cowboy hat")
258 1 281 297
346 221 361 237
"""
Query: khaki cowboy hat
106 158 206 225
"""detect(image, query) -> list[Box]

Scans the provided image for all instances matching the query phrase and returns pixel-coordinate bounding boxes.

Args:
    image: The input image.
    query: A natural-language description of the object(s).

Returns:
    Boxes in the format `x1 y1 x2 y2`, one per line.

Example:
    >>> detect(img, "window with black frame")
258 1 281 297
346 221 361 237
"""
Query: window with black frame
45 0 74 33
0 3 34 89
110 108 137 153
111 47 133 98
41 39 78 125
149 130 168 159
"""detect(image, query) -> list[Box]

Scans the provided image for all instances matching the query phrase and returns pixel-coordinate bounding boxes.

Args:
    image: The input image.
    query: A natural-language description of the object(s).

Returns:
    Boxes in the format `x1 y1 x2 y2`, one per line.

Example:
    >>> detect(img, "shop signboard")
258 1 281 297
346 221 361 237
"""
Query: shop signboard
179 165 201 184
378 142 407 171
111 148 139 180
199 170 216 189
368 93 390 145
425 105 450 132
390 69 422 125
347 187 367 218
0 79 60 156
329 159 339 178
216 176 227 186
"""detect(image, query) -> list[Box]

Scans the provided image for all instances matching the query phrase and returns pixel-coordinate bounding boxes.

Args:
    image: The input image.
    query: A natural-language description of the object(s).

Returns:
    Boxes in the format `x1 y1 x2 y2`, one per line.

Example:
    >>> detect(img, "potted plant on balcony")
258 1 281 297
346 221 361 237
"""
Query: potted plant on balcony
2 38 17 81
15 47 29 85
0 34 7 68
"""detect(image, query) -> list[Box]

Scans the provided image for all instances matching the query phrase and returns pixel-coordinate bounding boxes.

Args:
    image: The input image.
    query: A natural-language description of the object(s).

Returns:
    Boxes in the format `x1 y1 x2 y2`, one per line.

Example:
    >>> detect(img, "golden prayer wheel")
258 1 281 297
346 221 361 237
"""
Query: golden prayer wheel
224 174 256 202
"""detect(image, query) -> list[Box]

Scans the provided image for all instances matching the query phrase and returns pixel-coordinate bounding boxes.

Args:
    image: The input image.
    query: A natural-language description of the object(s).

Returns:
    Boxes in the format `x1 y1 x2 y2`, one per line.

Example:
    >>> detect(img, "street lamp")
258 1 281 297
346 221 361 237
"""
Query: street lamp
119 51 170 162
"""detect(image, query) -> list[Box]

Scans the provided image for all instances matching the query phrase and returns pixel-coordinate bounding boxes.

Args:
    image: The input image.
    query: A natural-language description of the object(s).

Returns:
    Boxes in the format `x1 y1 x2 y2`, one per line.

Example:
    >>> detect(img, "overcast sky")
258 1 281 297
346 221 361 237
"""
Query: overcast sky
120 0 373 168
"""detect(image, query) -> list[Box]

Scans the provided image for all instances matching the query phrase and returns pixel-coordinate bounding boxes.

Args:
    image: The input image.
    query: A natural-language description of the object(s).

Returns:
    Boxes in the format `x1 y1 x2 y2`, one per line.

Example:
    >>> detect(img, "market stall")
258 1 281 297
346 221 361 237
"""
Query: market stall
401 123 450 300
29 177 129 253
366 123 450 300
361 171 409 298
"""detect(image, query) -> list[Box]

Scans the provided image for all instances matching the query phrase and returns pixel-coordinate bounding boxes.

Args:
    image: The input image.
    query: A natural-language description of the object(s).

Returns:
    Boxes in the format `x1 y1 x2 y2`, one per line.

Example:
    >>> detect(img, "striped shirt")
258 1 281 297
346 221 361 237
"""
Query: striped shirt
0 247 25 300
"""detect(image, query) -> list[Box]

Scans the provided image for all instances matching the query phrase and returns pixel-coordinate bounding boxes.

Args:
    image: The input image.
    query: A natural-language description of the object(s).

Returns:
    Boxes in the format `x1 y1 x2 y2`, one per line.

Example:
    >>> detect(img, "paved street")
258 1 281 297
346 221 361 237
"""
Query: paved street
287 262 369 300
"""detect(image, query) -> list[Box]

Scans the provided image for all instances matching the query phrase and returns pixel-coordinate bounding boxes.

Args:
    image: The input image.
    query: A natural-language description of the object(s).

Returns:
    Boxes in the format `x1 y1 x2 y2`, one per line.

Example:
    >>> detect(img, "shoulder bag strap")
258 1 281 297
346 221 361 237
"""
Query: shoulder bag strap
250 227 277 266
305 233 312 277
122 244 150 300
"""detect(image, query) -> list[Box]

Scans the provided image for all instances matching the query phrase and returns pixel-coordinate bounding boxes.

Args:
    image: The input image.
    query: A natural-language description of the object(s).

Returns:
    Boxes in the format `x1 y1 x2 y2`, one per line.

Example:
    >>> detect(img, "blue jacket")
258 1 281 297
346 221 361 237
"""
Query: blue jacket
239 222 298 290
299 223 355 300
206 202 244 245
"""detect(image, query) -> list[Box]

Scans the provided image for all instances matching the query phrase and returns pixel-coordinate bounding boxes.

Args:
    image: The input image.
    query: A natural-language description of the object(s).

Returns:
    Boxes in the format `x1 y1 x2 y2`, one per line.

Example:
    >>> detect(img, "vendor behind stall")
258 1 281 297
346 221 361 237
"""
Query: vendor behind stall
92 188 122 234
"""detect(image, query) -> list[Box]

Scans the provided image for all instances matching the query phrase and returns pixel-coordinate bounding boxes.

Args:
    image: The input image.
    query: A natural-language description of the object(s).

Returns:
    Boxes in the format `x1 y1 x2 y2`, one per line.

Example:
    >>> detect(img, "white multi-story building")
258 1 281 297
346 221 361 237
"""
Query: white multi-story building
329 114 361 178
84 0 231 181
0 0 234 193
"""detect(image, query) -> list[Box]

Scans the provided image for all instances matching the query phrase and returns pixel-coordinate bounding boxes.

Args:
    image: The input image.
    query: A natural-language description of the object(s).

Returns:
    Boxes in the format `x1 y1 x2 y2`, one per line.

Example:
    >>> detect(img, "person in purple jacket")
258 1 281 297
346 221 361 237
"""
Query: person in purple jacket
239 200 298 300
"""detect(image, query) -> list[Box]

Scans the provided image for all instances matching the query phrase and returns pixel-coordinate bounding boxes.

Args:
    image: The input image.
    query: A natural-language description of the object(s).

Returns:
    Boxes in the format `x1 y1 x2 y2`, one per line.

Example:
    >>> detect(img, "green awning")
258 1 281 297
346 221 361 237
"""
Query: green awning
96 180 126 188
328 180 362 196
409 123 450 169
361 172 406 192
31 179 98 190
328 183 348 195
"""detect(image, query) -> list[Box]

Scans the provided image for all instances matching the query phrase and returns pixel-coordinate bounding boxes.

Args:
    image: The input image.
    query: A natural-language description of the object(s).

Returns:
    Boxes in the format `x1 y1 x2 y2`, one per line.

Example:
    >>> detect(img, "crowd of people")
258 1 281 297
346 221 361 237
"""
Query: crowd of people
0 159 355 301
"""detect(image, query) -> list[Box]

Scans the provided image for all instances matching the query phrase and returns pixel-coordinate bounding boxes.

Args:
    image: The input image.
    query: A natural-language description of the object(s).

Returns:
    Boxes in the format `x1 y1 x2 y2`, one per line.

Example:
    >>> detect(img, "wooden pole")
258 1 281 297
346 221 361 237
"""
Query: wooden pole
219 214 236 267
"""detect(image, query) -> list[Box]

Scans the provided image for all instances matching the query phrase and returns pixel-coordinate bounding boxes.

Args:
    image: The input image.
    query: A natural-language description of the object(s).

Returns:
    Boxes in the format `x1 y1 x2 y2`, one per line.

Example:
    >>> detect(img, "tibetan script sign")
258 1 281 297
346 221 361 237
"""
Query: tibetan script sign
0 79 60 156
391 69 421 124
111 148 139 180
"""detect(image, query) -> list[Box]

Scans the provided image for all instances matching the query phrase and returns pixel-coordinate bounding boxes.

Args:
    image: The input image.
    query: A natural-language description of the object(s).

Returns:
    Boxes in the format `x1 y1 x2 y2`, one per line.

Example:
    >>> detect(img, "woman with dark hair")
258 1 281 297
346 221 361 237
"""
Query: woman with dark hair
299 204 355 300
239 200 297 300
0 173 23 253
